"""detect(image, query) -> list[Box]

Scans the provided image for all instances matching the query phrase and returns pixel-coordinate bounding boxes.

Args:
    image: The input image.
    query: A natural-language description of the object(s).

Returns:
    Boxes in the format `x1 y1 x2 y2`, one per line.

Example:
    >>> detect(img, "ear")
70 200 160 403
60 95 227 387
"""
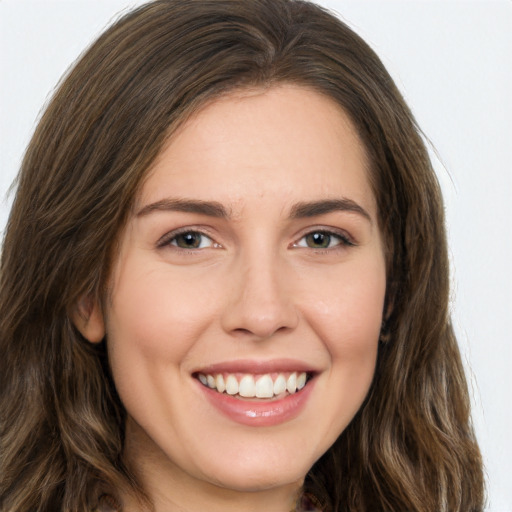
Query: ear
71 295 106 343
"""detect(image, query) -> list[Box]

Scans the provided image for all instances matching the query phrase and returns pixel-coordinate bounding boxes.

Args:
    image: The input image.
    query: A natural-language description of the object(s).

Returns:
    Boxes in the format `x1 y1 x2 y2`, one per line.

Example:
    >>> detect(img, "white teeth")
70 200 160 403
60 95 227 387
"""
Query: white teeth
225 374 239 395
273 374 287 395
255 375 274 398
239 375 256 397
198 371 308 398
297 372 307 390
286 372 297 394
215 374 225 393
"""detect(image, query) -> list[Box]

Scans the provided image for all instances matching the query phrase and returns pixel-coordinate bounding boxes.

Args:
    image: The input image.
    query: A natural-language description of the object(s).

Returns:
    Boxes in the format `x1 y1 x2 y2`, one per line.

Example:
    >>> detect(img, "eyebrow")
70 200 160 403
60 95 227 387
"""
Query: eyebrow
136 198 229 218
289 199 372 223
136 197 372 223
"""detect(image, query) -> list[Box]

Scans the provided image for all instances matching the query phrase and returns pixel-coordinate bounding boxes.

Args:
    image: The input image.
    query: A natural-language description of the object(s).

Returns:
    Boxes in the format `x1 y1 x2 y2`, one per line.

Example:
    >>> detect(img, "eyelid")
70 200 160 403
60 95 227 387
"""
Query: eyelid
292 227 356 249
156 226 220 250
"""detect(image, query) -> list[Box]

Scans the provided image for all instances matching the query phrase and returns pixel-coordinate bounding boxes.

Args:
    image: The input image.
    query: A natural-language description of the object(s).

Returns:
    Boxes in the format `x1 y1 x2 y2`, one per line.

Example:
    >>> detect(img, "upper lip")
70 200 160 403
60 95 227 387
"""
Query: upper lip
193 358 319 375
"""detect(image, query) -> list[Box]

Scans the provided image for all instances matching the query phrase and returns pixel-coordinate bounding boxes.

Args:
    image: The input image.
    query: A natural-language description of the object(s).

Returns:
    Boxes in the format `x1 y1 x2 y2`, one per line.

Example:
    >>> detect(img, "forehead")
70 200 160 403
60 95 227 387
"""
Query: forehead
138 85 376 217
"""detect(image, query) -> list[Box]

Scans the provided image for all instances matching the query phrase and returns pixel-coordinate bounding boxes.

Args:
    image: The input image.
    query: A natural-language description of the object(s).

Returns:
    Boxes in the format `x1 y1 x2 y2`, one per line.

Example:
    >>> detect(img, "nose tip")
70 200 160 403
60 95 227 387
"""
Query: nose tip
227 306 299 342
230 311 293 340
221 261 299 340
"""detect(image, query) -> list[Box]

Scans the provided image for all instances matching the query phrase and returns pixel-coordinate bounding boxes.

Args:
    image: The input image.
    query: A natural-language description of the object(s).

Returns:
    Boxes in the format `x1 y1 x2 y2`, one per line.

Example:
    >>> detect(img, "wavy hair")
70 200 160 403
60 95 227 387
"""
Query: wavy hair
0 1 484 510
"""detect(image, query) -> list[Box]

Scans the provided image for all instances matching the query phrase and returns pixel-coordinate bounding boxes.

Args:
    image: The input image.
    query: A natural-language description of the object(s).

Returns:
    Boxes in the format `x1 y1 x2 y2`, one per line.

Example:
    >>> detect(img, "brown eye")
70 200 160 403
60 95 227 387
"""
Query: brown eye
295 230 353 250
171 232 213 249
304 232 332 249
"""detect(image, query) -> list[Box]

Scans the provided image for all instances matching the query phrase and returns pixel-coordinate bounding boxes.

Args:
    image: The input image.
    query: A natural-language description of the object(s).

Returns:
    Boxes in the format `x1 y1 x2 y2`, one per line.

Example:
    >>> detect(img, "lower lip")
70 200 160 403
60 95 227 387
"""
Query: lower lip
198 379 315 427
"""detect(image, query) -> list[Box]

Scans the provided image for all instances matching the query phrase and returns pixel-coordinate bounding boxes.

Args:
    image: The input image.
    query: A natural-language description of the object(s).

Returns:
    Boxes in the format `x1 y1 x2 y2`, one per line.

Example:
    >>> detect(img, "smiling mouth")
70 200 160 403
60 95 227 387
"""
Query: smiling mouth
195 371 311 400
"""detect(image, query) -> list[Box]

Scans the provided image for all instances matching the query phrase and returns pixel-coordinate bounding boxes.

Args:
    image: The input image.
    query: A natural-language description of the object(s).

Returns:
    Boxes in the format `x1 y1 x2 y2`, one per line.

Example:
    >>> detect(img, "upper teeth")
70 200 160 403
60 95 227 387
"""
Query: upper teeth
197 372 307 398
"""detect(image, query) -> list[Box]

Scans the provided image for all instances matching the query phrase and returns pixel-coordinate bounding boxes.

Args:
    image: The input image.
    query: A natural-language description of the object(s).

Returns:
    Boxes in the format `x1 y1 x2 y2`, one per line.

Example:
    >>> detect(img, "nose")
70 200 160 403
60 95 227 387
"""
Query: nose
221 251 299 340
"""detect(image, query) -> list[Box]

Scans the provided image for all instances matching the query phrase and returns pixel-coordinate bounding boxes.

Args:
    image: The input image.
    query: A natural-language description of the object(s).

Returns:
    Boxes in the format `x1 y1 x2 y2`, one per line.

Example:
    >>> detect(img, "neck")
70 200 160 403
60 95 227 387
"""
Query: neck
121 482 302 512
119 472 302 512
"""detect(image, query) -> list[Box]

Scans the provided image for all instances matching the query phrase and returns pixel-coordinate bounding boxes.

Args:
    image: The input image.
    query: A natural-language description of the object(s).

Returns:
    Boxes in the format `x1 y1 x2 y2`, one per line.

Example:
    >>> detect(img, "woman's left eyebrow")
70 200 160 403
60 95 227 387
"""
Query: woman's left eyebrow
289 199 372 224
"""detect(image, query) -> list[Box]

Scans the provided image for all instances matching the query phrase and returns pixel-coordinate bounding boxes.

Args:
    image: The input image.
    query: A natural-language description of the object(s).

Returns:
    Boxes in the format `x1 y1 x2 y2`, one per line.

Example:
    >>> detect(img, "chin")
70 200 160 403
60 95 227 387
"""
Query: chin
206 465 307 494
194 441 317 493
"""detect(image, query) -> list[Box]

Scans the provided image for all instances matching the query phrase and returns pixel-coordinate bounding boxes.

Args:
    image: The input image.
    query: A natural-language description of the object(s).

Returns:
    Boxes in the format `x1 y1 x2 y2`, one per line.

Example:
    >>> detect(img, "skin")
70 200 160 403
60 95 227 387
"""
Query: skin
76 85 387 512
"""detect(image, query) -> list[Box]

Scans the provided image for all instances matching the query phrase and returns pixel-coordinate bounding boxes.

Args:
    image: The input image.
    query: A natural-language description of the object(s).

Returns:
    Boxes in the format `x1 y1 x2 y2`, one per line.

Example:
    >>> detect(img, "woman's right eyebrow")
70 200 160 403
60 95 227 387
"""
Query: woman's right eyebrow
136 198 229 218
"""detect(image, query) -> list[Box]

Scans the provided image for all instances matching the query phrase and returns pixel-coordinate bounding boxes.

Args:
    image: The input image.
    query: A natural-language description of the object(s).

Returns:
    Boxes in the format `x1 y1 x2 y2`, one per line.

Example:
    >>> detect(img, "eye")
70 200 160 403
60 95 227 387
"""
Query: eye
164 230 216 250
295 230 353 250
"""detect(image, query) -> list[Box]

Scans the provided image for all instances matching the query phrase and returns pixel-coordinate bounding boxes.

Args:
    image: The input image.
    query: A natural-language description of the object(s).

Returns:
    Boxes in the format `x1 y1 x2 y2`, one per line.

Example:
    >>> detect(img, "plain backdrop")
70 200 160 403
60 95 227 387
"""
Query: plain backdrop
1 1 511 510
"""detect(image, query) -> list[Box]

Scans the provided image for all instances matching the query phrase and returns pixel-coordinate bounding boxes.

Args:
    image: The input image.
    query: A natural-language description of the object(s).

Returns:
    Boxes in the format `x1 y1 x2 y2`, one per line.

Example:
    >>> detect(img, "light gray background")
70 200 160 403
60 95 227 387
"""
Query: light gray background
1 1 511 510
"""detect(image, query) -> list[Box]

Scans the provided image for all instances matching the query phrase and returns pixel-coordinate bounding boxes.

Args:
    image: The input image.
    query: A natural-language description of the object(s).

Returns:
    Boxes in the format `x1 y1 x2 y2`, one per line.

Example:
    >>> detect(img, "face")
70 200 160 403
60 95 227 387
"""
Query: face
80 85 386 500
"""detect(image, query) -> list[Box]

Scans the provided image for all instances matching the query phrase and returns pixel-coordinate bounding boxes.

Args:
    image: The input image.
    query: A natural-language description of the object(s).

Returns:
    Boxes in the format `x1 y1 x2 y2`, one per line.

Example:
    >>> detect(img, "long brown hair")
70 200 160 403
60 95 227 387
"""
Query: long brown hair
0 1 484 510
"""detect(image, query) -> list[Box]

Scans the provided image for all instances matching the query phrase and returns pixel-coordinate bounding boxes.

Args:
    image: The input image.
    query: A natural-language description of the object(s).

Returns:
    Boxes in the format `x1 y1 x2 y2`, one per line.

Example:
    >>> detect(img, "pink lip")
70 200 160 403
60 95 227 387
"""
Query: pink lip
195 358 316 375
196 375 316 427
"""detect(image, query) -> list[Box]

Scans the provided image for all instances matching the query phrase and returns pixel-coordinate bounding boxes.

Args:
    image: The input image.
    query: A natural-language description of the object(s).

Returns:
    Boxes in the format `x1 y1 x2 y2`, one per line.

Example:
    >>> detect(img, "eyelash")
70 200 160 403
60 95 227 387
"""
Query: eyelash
156 227 218 251
293 229 355 252
157 227 355 253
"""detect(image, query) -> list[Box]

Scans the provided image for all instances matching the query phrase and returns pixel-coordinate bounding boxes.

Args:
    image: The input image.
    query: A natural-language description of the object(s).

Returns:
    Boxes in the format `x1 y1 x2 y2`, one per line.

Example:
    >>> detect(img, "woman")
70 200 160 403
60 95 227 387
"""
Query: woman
0 1 485 511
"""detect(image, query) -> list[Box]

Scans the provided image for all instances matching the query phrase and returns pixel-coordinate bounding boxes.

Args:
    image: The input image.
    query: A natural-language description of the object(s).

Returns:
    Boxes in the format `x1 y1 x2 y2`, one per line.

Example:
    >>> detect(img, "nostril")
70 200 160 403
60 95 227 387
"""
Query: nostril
232 327 255 336
231 324 291 341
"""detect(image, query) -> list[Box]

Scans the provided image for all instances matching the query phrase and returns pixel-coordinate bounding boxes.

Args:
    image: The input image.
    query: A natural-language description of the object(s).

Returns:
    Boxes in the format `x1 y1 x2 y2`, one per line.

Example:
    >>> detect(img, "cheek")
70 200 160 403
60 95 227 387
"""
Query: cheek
105 260 223 380
302 254 385 404
317 267 385 420
304 257 386 352
318 289 382 389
